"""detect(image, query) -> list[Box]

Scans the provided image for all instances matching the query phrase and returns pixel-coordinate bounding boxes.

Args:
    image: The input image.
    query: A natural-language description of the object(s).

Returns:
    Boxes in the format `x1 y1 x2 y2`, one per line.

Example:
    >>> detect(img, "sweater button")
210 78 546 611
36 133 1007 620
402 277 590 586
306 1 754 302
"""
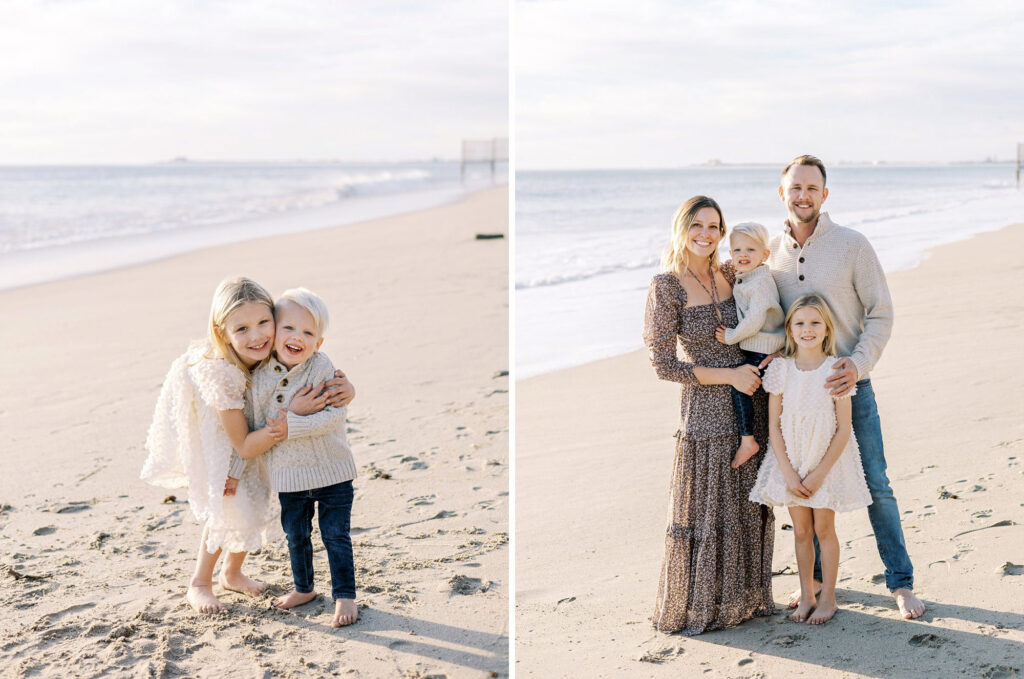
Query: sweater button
282 379 289 387
274 365 283 373
792 243 798 249
276 394 284 403
798 275 805 281
799 257 805 263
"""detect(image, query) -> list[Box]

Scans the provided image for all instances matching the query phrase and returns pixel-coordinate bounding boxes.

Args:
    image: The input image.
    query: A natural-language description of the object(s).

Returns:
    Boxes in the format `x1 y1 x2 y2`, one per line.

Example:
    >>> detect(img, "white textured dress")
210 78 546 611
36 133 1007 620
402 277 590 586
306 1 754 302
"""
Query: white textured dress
141 341 281 553
748 356 872 512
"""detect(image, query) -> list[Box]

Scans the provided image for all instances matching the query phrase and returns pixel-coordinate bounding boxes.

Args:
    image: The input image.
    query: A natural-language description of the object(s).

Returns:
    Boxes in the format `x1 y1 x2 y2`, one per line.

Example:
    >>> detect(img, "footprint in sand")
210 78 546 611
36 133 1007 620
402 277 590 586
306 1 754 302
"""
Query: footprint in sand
908 633 947 648
996 562 1024 576
448 575 491 595
981 666 1021 679
32 526 56 536
637 646 684 663
773 633 807 647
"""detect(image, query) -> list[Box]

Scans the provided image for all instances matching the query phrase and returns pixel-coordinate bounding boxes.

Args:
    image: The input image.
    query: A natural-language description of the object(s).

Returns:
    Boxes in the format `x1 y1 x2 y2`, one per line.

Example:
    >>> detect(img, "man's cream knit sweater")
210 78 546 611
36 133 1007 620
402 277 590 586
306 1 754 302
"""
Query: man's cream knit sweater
768 212 893 380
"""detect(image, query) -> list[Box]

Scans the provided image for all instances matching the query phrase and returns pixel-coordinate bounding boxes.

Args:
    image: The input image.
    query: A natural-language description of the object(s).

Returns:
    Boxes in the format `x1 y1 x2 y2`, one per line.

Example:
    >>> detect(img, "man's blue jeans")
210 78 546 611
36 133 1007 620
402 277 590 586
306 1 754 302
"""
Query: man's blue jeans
278 480 356 601
812 379 914 591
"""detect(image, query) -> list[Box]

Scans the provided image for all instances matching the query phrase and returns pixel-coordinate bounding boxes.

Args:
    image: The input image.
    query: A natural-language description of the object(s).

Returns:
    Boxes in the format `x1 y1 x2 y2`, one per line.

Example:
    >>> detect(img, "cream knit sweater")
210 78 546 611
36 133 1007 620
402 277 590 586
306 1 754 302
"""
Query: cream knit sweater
723 263 785 354
243 351 357 493
767 212 893 380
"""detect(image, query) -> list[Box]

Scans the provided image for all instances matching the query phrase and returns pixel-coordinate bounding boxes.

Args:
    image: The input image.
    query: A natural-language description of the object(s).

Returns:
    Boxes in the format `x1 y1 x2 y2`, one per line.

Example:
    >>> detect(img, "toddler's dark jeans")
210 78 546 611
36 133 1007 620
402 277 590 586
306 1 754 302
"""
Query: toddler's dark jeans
730 350 768 438
278 480 356 601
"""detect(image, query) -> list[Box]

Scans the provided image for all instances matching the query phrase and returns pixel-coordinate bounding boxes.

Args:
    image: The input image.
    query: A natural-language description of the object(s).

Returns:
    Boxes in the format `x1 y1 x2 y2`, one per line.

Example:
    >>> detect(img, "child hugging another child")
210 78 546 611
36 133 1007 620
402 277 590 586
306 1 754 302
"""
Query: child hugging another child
748 294 872 625
232 287 359 628
714 222 785 468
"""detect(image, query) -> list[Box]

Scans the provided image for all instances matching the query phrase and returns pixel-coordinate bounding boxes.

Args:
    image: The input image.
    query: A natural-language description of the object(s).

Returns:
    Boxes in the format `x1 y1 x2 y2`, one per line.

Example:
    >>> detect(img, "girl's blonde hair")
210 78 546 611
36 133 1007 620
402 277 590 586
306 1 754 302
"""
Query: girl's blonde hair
661 195 726 274
730 221 770 252
207 276 275 375
782 293 837 357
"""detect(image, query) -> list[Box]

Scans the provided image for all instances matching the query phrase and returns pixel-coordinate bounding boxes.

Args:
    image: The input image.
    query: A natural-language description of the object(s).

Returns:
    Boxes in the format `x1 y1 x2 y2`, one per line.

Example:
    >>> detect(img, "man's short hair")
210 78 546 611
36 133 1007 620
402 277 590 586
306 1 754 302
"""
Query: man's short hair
782 154 827 186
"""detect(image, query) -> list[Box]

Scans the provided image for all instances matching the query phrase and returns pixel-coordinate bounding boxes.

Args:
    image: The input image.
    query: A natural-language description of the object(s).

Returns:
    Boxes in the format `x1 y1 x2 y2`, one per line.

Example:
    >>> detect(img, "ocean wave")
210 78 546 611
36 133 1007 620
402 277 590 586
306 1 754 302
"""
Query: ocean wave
516 257 659 289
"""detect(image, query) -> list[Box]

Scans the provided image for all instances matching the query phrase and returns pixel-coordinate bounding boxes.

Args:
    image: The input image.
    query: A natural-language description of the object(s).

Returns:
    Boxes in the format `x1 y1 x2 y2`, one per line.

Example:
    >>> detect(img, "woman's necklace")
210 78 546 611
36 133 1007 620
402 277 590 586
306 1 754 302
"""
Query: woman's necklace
686 262 723 324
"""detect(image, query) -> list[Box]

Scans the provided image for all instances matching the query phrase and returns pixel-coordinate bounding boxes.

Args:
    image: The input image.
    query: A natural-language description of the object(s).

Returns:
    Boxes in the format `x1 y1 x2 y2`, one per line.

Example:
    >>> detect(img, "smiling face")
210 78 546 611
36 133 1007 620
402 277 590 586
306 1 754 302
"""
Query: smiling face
788 306 828 352
220 302 275 368
684 206 723 262
730 232 768 273
274 300 324 369
779 164 829 226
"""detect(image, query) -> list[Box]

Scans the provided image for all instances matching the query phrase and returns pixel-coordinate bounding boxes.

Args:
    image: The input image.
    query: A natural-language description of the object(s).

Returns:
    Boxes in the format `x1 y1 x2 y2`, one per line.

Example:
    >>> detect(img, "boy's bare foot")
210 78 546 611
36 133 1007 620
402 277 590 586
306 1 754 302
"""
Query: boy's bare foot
806 595 838 625
787 580 822 607
731 437 759 469
332 599 358 627
186 584 226 614
273 590 317 610
893 588 925 619
218 571 267 597
789 595 815 623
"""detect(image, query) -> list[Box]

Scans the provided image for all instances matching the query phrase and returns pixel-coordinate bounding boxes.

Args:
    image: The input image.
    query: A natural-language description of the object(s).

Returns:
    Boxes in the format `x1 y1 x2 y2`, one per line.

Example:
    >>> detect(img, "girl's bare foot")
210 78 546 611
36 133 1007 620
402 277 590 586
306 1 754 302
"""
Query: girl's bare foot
332 599 358 627
218 571 267 597
893 588 926 619
789 595 815 623
807 596 838 625
787 580 822 607
731 437 759 468
273 590 317 610
186 584 226 614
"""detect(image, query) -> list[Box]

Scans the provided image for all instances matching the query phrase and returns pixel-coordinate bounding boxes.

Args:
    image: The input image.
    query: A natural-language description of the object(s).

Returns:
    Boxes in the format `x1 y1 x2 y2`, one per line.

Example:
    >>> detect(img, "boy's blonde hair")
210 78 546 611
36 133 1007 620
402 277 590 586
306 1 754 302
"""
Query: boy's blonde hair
730 221 770 252
662 195 726 275
782 293 837 357
207 277 275 375
277 287 329 336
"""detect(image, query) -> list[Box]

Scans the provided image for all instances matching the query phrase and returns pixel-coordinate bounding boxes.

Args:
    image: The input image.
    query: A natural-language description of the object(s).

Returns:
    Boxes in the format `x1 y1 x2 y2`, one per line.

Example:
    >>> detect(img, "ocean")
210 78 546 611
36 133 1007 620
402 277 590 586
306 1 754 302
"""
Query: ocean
516 163 1024 378
0 161 504 291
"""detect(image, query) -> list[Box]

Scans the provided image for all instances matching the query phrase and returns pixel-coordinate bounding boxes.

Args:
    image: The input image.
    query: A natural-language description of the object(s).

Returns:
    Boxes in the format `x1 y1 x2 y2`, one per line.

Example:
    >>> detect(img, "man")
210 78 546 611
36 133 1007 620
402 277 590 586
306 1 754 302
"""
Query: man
765 154 925 620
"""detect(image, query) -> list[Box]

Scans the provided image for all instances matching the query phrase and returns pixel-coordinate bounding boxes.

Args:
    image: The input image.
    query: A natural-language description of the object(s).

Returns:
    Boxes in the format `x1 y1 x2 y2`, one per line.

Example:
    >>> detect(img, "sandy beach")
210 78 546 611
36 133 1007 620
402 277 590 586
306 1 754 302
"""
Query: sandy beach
0 187 509 678
516 222 1024 677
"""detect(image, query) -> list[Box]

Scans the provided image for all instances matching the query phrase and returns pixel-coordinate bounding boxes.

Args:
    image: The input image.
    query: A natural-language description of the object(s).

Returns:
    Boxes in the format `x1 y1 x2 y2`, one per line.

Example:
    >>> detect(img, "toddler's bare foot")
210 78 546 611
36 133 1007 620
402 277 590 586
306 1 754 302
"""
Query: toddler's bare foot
731 437 760 468
787 580 822 608
186 584 226 614
789 595 815 623
807 595 838 625
893 588 925 619
332 599 358 627
273 590 317 610
218 571 267 597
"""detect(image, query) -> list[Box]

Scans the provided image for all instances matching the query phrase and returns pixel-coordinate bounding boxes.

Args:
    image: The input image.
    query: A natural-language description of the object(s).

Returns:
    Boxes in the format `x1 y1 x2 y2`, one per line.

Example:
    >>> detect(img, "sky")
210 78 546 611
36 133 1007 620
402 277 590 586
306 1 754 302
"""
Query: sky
516 0 1024 169
0 0 508 164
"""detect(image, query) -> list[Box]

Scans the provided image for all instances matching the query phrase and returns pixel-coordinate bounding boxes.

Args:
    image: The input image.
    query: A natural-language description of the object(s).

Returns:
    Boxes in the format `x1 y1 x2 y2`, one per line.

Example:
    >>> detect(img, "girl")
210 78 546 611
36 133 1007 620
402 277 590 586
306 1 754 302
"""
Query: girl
748 294 872 625
142 277 288 614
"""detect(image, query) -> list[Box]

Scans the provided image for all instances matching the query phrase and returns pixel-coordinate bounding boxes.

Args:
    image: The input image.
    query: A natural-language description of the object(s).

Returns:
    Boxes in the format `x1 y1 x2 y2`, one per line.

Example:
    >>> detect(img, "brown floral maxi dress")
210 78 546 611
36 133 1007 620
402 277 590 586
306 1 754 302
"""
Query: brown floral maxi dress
643 270 776 634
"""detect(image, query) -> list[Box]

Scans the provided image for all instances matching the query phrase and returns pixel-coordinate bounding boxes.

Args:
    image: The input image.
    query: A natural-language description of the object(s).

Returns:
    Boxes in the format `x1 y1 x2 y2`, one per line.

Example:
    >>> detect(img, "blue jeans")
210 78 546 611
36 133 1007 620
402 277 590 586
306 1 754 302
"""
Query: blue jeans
812 379 914 591
278 481 356 601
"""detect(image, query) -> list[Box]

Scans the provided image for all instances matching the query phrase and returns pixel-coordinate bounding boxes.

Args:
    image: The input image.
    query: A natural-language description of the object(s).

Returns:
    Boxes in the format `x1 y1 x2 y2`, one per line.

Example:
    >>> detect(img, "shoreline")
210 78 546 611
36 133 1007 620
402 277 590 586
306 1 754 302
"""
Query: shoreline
0 188 510 678
517 216 1024 381
0 181 505 293
516 221 1024 677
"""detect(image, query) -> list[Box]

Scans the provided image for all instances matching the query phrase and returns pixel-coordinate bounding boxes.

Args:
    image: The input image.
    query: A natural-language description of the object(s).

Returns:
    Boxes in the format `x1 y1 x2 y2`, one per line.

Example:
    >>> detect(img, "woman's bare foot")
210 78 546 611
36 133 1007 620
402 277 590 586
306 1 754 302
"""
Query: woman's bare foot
218 571 267 597
273 590 317 610
731 436 760 469
806 595 838 625
186 584 226 614
893 588 925 619
332 599 358 627
789 595 815 622
787 580 822 607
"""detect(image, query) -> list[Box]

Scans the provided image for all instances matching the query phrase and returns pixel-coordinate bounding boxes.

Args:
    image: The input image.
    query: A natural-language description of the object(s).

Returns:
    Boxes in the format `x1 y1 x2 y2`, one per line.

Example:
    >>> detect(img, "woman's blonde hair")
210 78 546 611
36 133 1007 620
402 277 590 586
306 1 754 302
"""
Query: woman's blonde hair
782 293 837 357
730 221 770 252
661 195 726 274
207 276 275 375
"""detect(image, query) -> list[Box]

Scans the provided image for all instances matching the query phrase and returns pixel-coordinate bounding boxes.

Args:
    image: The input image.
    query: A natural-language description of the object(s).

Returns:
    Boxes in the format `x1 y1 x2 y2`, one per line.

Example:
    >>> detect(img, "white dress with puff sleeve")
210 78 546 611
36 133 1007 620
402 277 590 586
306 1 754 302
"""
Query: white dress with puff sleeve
141 341 281 553
748 356 872 512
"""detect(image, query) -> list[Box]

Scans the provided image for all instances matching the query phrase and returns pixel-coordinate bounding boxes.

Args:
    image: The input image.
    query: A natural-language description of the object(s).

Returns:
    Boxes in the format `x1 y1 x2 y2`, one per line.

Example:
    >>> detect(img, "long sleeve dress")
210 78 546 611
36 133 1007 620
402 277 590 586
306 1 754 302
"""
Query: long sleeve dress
642 268 776 634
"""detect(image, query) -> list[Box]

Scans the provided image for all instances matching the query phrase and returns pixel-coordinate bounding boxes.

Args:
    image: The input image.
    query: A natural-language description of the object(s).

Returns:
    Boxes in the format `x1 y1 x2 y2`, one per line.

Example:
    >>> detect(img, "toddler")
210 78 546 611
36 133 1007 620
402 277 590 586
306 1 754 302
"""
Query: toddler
714 221 785 468
236 287 359 627
748 294 872 624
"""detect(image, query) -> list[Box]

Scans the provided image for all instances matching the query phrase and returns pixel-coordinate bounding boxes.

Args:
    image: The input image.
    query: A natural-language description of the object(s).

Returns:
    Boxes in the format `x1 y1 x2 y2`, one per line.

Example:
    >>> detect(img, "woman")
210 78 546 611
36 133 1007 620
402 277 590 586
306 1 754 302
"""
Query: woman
642 195 776 634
